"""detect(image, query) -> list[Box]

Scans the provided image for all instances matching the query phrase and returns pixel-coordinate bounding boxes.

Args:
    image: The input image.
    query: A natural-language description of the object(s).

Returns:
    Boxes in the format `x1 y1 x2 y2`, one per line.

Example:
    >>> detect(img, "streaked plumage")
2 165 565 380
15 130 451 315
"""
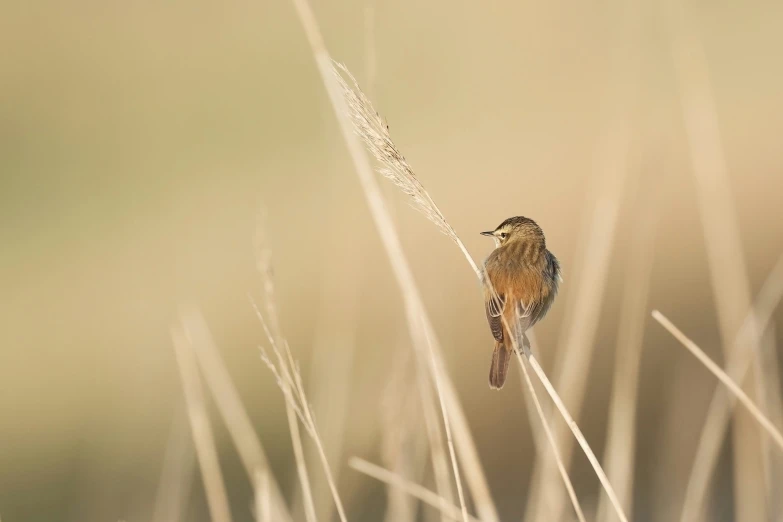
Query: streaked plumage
481 217 561 389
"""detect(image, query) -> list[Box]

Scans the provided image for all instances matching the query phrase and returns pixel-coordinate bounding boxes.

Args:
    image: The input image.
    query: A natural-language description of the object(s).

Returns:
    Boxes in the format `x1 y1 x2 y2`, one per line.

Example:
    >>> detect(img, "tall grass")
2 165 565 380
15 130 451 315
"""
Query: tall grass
332 43 628 522
170 326 233 522
158 4 783 522
665 0 779 519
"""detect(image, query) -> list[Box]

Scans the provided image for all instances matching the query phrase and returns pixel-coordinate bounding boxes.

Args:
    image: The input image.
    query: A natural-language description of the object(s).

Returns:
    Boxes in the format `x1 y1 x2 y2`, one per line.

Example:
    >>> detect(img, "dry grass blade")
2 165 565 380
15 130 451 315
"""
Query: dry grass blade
665 0 773 518
286 1 483 520
286 403 318 522
525 71 632 522
152 401 195 522
597 174 658 522
350 458 481 522
512 345 586 522
332 55 627 522
678 253 783 522
380 345 430 522
504 324 626 522
331 64 480 280
178 308 292 522
170 326 232 522
329 31 626 522
652 310 783 453
415 354 457 521
252 241 348 522
255 470 272 522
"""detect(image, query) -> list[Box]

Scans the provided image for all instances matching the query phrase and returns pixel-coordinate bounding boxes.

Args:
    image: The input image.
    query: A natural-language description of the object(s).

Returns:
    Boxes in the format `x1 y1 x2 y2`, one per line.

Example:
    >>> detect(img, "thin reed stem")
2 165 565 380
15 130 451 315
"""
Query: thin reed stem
329 35 628 522
597 171 658 522
255 470 272 522
178 309 292 522
652 310 783 452
286 1 483 520
678 253 783 522
512 345 586 522
171 327 232 522
152 401 195 522
288 404 318 522
350 458 482 522
253 231 348 522
665 0 774 518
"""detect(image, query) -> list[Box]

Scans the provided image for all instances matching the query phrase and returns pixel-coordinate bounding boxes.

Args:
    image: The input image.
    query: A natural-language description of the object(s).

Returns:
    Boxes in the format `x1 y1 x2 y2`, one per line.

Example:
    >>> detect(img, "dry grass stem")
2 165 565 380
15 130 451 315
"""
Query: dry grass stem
332 63 477 278
652 310 783 453
415 356 458 521
526 2 641 517
380 346 430 522
255 470 272 522
330 38 627 522
253 230 348 522
526 79 632 522
170 327 232 522
178 309 292 522
334 61 627 522
350 458 482 522
151 402 195 522
301 215 360 520
666 0 774 518
286 403 318 522
511 343 586 522
596 175 658 522
670 254 783 522
505 326 626 522
286 1 487 520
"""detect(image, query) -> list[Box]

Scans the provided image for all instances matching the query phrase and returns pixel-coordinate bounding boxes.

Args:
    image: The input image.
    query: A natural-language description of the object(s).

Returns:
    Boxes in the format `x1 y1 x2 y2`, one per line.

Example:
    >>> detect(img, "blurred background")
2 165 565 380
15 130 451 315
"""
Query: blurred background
2 1 783 521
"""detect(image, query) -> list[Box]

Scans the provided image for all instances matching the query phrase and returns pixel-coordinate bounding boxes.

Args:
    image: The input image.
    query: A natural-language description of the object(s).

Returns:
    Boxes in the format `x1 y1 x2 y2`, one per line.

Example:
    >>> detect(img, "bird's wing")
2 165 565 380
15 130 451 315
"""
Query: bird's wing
485 291 504 342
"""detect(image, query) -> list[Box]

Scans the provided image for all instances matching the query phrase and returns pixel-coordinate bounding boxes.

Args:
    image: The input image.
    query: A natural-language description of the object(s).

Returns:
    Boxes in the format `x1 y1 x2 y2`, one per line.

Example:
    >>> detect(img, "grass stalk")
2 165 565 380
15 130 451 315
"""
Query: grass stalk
254 231 348 522
334 57 627 521
652 310 783 452
350 458 481 522
178 308 292 522
170 326 232 522
151 401 195 522
512 345 586 522
255 470 272 522
677 253 783 522
286 1 485 520
330 37 629 522
596 172 658 522
665 0 774 518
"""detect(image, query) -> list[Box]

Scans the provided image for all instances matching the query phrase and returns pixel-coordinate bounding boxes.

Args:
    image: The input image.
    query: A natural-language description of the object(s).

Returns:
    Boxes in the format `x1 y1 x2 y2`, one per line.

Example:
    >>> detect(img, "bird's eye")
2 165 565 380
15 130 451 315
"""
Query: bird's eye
500 233 508 239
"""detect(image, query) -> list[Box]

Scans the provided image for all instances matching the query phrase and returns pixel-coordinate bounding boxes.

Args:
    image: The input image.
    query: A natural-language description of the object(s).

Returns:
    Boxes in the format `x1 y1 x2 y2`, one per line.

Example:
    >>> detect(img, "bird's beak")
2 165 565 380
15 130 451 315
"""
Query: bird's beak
480 231 495 237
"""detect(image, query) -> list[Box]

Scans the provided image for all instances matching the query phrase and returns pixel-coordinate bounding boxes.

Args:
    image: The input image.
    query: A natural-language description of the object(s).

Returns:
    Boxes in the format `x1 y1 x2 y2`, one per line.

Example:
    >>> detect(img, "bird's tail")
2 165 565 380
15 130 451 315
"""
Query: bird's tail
489 342 511 390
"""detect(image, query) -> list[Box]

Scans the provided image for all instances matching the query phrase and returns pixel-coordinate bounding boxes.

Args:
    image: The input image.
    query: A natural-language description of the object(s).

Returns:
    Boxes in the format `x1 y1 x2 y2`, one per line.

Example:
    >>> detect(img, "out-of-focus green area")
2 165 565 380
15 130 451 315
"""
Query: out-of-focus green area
1 1 782 521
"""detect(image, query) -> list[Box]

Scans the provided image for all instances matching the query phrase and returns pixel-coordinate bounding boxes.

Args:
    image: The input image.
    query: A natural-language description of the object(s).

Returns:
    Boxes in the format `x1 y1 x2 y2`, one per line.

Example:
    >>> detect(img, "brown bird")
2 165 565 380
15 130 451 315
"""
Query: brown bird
481 216 561 389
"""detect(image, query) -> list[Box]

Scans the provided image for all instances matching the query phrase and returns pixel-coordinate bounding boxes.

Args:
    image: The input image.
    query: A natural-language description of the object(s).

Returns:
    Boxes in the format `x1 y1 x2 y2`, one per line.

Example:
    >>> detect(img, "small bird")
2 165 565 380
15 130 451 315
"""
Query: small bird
481 216 561 389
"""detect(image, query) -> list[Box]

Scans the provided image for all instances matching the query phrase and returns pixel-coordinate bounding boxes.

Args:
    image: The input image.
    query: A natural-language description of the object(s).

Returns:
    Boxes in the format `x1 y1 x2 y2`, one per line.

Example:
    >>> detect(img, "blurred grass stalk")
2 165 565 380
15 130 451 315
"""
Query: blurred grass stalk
255 469 272 522
524 1 639 518
178 308 292 522
596 169 658 522
380 344 431 522
286 0 486 520
296 183 360 522
254 232 348 522
350 458 481 522
151 401 196 522
665 0 782 519
672 253 783 521
652 311 783 450
170 326 233 522
330 29 628 522
512 341 587 522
